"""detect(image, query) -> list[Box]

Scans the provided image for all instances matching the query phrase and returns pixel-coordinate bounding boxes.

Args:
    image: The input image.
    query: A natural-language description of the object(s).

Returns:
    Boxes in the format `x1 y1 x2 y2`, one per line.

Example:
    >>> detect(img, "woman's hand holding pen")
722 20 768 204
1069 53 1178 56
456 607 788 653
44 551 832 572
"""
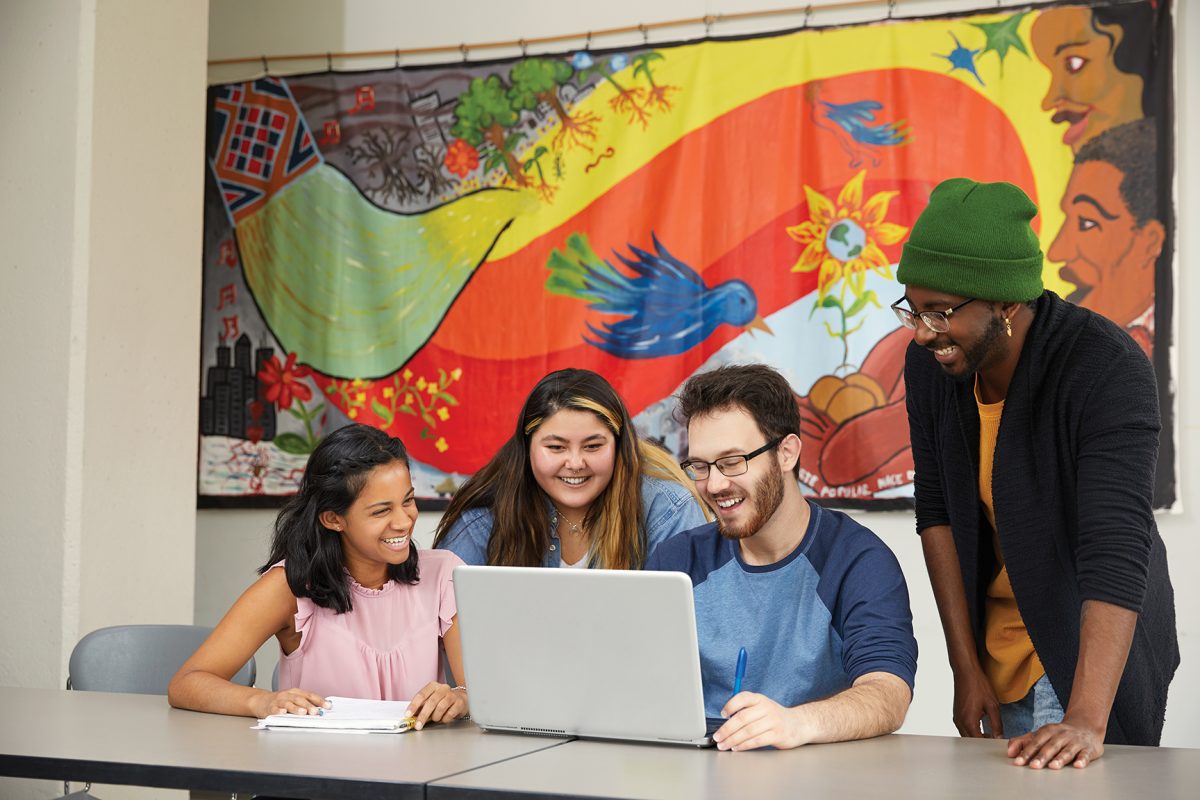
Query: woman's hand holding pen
407 682 469 729
251 688 331 719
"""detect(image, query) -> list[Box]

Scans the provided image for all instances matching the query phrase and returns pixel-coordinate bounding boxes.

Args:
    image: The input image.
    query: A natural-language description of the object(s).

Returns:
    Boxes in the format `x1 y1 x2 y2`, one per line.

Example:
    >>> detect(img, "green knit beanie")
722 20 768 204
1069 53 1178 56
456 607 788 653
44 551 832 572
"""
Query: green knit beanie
897 178 1044 302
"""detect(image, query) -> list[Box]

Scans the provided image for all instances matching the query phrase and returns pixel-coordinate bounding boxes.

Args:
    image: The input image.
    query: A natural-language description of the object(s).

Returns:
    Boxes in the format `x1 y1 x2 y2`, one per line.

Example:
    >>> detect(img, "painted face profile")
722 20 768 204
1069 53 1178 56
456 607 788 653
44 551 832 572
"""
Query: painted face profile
1049 164 1163 328
1047 118 1163 330
1031 7 1145 152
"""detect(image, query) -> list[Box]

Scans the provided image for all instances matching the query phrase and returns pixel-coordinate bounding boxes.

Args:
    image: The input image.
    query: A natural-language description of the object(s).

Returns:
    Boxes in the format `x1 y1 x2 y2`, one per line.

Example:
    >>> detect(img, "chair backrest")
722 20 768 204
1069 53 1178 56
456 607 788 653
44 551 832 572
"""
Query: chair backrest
67 624 256 694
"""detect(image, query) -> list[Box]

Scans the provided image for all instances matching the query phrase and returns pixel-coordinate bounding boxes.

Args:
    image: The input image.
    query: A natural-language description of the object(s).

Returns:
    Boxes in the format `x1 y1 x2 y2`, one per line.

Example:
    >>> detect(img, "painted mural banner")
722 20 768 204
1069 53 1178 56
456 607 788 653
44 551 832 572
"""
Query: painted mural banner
198 1 1175 508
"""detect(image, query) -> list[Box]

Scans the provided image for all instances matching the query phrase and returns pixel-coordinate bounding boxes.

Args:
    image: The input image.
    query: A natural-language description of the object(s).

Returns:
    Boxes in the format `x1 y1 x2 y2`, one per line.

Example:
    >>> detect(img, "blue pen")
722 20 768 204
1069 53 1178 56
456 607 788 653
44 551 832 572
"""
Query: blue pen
733 647 747 695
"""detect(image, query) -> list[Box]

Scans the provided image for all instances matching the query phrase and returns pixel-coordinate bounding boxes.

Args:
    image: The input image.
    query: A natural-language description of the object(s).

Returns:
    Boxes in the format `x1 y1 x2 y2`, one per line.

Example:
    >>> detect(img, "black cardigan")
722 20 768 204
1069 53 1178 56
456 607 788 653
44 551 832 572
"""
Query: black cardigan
905 291 1178 745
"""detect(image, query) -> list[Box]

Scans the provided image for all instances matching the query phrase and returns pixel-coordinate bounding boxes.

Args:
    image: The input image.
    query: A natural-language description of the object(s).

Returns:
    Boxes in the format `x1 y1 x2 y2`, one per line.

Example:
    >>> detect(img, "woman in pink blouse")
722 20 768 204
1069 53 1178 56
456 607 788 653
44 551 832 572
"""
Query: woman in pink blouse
169 424 467 728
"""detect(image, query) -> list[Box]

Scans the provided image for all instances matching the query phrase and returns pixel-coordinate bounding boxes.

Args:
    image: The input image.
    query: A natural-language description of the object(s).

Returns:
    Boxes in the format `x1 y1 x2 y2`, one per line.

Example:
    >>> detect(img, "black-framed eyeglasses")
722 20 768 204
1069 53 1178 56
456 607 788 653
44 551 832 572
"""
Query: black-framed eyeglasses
890 296 976 334
680 437 784 481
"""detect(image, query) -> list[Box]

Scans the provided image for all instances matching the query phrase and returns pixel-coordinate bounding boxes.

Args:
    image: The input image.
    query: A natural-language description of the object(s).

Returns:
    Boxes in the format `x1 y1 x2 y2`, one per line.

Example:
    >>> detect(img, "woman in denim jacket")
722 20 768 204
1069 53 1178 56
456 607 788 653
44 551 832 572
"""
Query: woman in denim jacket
434 369 708 569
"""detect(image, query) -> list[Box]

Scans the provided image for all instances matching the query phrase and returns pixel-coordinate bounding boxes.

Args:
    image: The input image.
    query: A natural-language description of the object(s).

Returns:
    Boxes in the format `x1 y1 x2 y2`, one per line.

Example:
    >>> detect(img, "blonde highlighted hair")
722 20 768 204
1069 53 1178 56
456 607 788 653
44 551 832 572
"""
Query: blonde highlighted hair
434 369 706 569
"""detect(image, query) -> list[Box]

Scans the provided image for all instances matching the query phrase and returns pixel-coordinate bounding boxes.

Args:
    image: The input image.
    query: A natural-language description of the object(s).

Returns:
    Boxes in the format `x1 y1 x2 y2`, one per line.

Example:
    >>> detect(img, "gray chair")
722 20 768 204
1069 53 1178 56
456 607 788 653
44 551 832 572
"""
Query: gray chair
67 624 255 694
63 625 255 797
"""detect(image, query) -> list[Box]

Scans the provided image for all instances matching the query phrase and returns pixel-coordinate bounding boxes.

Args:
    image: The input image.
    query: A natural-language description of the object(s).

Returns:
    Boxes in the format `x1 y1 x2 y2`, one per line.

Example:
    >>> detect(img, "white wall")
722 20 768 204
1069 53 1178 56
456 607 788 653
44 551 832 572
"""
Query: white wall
2 1 208 797
1 0 89 697
199 0 1200 749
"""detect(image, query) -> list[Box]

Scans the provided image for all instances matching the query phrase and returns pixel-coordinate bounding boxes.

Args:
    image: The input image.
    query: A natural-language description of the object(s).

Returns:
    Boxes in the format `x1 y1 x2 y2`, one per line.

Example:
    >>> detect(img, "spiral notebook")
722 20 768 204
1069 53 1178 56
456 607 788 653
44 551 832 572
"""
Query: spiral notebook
254 696 416 734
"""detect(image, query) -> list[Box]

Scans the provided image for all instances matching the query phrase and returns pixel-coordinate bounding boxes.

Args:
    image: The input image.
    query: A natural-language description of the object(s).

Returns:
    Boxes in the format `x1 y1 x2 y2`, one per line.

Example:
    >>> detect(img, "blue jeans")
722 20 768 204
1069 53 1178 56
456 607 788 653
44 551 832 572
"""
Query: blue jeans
984 674 1064 738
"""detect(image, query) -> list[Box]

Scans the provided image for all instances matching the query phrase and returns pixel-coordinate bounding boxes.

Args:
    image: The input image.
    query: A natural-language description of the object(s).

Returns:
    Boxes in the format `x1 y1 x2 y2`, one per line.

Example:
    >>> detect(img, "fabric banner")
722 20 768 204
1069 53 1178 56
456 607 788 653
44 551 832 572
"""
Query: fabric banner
199 1 1175 508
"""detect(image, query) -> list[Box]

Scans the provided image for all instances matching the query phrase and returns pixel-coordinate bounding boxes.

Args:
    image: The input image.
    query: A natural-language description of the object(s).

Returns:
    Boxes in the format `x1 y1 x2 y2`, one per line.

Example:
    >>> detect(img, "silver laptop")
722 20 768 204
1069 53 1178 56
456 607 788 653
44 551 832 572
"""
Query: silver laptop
453 565 719 747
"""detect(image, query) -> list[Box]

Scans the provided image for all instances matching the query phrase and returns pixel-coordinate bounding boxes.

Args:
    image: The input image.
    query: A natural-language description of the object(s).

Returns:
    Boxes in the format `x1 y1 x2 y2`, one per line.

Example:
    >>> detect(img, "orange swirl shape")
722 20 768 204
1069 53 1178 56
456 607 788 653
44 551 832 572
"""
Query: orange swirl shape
313 68 1036 473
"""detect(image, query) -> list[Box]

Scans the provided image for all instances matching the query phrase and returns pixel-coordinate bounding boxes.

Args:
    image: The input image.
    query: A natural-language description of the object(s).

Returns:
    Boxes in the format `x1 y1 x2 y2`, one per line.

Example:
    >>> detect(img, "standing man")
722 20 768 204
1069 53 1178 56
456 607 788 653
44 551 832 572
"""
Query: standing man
647 364 916 751
896 178 1178 769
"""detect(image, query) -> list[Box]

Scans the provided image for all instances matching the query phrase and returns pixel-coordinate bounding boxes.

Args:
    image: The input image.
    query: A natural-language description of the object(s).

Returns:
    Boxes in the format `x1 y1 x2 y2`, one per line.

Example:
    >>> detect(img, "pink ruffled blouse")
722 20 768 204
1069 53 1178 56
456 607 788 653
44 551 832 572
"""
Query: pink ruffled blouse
274 549 463 700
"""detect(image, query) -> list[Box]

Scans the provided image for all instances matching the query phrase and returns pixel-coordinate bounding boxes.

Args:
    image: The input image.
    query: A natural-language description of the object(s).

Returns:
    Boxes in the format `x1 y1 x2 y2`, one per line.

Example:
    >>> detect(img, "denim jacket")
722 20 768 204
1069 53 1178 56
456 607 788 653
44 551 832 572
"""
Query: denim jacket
435 476 706 568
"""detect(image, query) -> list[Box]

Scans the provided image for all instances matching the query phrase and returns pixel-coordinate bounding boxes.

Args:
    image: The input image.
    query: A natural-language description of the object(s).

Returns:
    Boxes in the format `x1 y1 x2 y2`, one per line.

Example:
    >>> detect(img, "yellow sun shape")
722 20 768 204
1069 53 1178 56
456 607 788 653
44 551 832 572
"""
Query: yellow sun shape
786 170 909 300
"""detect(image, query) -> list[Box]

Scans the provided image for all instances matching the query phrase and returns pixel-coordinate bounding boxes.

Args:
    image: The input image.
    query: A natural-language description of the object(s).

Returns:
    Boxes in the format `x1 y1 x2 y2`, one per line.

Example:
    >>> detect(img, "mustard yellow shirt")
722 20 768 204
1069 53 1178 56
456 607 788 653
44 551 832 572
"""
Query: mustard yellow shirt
977 383 1045 703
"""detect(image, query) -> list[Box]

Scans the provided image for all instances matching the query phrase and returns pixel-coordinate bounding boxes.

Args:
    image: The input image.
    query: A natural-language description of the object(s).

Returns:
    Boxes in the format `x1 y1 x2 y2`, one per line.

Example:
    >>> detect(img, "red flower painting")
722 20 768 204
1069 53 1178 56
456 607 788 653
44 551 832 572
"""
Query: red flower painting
258 352 313 411
443 138 480 178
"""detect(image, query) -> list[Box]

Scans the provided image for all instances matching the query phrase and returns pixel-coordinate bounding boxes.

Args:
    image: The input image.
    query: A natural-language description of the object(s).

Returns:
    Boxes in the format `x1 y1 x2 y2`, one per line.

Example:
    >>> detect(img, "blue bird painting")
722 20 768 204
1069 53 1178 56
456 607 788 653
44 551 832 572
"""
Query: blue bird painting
545 232 772 359
821 101 911 147
811 88 912 168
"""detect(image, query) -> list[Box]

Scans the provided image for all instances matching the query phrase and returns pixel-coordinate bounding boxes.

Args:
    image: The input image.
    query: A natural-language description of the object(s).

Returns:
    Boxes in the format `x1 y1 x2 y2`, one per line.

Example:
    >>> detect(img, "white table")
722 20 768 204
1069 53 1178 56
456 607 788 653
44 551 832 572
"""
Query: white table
3 687 1197 799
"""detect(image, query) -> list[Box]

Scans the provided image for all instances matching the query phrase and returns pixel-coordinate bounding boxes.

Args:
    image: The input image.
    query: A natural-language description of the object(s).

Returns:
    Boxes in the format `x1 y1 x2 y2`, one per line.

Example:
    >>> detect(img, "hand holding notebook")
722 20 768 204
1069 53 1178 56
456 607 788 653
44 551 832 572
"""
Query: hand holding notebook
254 696 416 734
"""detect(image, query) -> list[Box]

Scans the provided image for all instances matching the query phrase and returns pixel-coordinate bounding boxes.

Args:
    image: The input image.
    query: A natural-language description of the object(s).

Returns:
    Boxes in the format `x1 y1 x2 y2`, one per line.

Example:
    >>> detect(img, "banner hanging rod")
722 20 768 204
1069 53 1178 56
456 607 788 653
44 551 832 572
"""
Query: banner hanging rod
207 0 924 68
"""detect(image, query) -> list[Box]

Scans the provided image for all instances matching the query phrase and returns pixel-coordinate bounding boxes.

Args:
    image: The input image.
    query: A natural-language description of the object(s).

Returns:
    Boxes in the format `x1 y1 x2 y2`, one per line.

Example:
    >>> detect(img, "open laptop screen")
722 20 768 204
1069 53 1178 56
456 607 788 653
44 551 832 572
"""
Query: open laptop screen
454 566 714 746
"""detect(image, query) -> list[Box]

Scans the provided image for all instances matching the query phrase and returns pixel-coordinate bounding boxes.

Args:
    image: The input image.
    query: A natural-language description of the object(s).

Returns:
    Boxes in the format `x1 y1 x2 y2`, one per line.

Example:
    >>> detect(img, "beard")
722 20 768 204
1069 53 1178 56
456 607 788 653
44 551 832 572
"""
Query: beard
948 314 1007 382
714 466 785 541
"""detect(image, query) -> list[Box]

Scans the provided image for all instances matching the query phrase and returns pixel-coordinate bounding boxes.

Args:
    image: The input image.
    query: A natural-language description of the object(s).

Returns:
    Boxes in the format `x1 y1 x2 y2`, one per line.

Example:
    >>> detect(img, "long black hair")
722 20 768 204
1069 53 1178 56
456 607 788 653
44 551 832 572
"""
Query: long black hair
259 423 418 613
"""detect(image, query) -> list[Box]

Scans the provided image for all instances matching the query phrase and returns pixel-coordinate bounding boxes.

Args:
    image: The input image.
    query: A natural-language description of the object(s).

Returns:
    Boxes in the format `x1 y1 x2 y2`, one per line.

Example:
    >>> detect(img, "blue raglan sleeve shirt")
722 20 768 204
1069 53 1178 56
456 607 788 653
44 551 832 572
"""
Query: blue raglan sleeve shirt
647 504 916 716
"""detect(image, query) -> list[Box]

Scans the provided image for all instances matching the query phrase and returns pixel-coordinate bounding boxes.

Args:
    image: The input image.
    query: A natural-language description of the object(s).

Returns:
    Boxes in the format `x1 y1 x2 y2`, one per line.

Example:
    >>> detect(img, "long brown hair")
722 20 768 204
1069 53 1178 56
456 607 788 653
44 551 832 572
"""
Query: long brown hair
433 369 701 569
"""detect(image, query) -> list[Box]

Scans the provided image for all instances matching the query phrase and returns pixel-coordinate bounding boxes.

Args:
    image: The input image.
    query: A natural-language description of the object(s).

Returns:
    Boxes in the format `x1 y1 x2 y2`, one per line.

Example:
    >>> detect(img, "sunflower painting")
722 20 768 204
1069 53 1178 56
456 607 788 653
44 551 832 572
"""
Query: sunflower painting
786 170 909 369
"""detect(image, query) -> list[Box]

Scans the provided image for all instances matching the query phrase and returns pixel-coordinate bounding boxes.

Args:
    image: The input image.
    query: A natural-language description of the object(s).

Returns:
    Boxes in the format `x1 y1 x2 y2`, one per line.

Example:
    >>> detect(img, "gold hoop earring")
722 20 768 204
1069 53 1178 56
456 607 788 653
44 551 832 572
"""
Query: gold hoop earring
1005 316 1013 337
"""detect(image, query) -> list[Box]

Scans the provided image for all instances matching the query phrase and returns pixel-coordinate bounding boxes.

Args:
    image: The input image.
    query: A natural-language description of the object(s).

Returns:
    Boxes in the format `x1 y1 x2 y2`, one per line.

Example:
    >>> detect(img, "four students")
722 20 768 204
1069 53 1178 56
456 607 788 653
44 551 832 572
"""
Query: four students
171 182 1177 763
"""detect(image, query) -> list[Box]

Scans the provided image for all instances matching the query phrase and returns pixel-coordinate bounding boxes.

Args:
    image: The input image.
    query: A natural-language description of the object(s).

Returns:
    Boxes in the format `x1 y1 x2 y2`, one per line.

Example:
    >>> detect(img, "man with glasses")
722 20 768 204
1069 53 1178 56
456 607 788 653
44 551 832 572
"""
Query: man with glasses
898 177 1177 769
646 364 916 751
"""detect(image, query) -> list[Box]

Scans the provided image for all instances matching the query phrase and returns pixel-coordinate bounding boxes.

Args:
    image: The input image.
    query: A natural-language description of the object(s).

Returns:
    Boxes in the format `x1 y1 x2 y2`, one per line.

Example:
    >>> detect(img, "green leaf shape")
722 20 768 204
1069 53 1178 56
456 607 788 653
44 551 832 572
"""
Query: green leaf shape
239 167 534 379
845 290 880 318
274 432 313 455
522 145 549 172
809 294 844 319
371 399 394 427
632 52 664 81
